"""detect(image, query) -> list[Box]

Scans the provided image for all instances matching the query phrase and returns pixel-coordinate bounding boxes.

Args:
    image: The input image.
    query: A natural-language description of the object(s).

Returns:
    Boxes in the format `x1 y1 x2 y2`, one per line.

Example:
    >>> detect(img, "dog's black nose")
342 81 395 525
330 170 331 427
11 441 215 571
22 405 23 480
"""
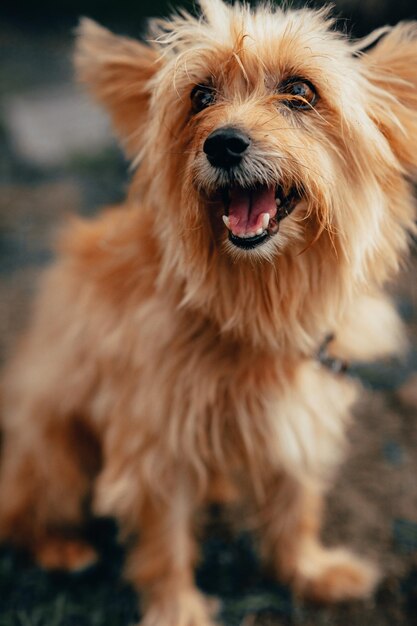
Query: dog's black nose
203 127 251 169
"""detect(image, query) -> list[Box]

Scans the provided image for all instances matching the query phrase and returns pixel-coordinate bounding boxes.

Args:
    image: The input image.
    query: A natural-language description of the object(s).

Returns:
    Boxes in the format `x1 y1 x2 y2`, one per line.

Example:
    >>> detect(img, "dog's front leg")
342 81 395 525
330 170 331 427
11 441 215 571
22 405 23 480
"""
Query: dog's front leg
129 492 217 626
253 475 379 602
96 465 217 626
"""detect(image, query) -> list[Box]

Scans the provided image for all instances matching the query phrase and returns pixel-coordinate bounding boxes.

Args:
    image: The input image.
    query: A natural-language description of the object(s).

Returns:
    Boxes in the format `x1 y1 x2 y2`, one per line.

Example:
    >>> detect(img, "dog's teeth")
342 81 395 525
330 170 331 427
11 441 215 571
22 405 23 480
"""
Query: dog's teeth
276 198 281 207
222 215 230 229
261 213 270 230
268 220 279 235
256 228 263 236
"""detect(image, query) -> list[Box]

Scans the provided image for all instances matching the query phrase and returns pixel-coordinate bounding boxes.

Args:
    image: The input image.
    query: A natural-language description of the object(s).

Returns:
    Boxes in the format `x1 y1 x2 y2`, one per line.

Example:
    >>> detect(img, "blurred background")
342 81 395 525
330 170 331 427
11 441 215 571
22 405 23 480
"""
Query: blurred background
0 1 417 625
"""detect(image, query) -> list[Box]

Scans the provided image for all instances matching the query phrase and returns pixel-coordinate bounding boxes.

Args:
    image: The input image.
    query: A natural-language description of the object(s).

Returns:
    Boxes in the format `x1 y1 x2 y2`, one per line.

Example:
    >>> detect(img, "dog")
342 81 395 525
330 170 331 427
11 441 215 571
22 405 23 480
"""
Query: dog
1 1 416 624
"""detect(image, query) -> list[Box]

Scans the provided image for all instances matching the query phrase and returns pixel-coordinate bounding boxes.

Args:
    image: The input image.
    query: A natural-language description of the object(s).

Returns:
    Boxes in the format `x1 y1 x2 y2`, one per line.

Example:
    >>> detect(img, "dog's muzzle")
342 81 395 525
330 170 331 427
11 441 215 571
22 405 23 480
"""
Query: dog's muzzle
203 127 300 250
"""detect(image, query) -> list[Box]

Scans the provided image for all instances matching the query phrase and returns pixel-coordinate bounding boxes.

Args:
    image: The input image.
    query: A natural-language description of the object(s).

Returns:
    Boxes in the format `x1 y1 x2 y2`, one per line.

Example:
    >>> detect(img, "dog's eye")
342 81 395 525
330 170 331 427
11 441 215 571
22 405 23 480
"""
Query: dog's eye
191 84 216 114
279 78 317 110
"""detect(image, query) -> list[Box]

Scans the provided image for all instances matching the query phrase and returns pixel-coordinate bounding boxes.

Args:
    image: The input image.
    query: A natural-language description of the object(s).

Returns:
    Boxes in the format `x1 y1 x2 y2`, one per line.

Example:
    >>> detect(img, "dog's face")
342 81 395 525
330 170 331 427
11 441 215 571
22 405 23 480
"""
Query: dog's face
165 7 335 260
76 0 417 274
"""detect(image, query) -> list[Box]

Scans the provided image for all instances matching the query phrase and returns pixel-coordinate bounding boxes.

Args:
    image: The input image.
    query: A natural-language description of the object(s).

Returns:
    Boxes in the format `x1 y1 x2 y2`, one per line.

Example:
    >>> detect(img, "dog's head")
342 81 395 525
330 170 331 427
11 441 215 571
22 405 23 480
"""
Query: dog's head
75 0 417 344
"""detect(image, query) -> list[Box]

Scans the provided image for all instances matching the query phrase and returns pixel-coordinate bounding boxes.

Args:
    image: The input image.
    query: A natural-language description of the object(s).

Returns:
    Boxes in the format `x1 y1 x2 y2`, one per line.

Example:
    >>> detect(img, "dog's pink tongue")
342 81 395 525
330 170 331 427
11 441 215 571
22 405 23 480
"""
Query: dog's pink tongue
228 186 277 236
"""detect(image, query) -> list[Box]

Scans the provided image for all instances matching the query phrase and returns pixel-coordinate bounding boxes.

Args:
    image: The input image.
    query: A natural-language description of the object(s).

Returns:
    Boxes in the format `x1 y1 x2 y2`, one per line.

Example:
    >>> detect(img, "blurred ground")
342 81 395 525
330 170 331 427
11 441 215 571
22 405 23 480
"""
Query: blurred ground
1 3 417 626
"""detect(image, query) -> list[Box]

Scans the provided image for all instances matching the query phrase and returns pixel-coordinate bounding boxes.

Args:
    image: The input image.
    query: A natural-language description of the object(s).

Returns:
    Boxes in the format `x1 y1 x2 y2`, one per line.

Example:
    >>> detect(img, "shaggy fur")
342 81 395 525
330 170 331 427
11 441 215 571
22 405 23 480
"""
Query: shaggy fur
1 1 417 624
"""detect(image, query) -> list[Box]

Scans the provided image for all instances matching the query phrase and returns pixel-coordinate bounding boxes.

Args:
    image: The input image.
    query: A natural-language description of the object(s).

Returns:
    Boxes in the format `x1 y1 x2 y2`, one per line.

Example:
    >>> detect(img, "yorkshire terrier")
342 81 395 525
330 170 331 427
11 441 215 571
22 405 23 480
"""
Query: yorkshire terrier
1 1 416 625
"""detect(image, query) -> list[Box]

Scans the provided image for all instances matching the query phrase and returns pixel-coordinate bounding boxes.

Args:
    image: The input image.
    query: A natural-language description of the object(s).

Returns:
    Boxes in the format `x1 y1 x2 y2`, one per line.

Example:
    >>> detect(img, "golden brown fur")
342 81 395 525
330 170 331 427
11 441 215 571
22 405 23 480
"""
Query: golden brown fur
1 1 417 624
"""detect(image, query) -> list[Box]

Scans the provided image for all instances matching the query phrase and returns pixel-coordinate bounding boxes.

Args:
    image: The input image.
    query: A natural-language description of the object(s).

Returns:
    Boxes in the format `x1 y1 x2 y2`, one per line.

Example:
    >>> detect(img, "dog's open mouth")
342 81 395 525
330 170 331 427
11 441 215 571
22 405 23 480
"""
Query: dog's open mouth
220 184 300 249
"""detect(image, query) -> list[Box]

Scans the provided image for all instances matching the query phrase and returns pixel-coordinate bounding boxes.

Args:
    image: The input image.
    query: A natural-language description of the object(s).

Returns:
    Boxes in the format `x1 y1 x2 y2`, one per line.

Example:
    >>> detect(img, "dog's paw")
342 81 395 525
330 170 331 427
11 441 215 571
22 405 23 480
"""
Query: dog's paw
34 537 98 572
293 545 379 603
140 589 219 626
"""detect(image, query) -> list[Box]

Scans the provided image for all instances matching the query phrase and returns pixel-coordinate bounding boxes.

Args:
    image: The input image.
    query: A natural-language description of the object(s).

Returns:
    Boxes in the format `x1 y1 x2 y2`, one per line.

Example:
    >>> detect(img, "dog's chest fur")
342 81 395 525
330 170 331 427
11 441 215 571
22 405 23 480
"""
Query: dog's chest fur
61 210 355 499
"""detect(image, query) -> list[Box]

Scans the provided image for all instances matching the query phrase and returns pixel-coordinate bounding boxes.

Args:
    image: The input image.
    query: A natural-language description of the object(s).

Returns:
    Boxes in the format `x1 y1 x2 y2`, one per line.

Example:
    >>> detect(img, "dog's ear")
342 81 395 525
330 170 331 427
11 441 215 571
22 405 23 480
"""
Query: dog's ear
358 23 417 172
74 18 161 159
198 0 230 26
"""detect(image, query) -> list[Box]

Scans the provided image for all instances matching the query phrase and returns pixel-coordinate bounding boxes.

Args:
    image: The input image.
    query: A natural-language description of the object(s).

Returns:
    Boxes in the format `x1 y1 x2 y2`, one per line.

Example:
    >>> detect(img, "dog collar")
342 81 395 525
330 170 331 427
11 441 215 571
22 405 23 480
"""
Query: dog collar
316 333 349 374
